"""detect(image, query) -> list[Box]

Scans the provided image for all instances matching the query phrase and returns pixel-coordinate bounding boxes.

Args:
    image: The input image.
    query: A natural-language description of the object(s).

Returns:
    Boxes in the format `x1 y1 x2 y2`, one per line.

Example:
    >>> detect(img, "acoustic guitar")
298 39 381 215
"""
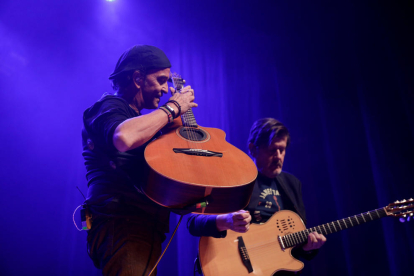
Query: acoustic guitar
143 73 257 214
199 199 414 275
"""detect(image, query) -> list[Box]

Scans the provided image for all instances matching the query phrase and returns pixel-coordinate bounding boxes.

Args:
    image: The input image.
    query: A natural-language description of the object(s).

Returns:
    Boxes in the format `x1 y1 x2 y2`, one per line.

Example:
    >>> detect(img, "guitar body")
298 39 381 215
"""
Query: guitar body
143 119 258 214
199 199 414 275
199 210 305 275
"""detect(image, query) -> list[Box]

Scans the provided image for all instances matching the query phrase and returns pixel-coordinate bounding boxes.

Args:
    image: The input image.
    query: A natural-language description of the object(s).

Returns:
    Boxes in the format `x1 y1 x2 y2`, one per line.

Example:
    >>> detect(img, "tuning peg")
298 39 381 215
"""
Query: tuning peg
409 198 413 201
401 199 407 203
400 217 406 223
395 200 400 203
408 216 411 222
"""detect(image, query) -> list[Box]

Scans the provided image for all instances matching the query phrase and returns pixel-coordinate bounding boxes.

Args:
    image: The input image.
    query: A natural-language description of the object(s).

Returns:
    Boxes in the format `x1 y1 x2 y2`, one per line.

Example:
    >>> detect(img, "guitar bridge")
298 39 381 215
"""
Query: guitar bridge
173 148 223 157
237 236 253 273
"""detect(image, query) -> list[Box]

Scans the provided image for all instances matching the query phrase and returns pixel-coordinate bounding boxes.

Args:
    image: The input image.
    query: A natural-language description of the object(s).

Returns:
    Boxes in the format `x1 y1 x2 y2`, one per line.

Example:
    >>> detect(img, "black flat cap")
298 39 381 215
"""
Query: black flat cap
109 45 171 79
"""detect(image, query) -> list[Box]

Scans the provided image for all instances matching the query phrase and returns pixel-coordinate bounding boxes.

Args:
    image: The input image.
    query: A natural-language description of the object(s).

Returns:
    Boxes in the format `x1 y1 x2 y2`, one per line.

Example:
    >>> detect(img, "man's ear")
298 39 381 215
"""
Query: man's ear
248 143 257 158
132 70 144 88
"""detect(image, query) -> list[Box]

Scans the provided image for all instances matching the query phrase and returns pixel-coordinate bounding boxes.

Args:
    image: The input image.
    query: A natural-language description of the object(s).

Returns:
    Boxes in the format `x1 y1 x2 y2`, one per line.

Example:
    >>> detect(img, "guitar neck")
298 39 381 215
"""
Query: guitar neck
282 207 388 248
169 72 198 128
181 109 198 127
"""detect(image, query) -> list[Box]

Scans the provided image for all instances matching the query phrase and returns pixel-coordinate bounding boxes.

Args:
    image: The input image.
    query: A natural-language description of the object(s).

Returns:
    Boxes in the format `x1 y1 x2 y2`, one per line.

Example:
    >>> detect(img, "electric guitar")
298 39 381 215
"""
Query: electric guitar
199 199 414 275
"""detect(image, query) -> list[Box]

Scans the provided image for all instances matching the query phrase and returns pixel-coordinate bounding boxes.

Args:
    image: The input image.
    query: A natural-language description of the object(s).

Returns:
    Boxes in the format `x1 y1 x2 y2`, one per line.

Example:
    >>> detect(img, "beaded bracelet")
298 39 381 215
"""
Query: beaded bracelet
163 104 176 118
159 106 174 123
167 100 181 117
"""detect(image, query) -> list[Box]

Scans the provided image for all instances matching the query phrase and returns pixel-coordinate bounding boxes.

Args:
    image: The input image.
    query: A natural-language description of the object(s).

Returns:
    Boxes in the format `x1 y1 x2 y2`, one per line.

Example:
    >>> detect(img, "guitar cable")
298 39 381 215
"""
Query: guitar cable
72 204 84 231
193 255 203 276
146 215 184 276
146 198 209 276
72 186 88 231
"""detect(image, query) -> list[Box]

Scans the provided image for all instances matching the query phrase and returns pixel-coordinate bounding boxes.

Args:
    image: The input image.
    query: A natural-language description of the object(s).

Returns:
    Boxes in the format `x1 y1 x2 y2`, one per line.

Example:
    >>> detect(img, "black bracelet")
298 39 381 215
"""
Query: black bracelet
159 106 173 123
167 100 181 117
164 104 176 118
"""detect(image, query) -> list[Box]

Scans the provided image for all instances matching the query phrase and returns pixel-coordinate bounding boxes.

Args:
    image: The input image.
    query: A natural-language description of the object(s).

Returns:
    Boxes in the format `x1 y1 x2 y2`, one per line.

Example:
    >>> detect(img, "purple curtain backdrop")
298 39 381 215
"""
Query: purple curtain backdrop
1 1 413 275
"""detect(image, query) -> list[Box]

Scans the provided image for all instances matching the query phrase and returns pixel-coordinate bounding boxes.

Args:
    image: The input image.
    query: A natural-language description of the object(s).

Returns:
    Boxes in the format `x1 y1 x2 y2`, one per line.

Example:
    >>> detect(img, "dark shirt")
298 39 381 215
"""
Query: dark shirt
252 174 285 224
82 93 169 233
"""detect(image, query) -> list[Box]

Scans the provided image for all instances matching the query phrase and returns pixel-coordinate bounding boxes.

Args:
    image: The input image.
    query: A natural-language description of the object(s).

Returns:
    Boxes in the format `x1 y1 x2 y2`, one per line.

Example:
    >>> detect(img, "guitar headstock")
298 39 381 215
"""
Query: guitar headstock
169 72 185 91
386 198 414 222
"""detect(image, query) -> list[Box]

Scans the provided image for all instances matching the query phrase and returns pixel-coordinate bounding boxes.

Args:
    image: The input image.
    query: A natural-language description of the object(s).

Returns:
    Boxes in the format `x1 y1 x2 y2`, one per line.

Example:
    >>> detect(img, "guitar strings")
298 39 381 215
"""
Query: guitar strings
172 73 211 186
173 74 196 148
186 110 203 150
173 74 202 151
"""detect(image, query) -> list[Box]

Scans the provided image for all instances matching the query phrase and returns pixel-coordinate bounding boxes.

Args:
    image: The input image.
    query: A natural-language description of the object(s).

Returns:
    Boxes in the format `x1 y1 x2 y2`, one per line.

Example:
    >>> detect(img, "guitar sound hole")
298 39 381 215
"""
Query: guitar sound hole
179 127 208 141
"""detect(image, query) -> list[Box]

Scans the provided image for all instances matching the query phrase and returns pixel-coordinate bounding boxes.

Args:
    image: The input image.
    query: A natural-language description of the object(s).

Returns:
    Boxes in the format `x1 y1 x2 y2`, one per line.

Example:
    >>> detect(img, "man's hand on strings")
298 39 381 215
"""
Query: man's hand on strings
302 232 327 251
216 210 252 233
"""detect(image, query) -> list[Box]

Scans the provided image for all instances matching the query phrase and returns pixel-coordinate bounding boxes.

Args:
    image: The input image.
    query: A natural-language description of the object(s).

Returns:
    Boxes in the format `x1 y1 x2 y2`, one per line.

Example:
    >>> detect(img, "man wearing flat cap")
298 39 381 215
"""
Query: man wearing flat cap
82 45 196 275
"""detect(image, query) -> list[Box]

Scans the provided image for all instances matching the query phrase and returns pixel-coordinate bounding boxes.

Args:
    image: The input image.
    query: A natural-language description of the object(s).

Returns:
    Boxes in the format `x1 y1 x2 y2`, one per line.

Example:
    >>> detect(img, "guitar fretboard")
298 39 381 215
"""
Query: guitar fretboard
181 109 198 127
281 207 387 248
170 74 198 128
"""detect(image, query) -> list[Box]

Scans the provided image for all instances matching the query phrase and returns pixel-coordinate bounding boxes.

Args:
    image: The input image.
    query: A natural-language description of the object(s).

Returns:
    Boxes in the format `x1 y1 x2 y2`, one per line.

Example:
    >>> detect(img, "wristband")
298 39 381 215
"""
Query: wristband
167 100 181 117
159 106 174 123
164 104 177 118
